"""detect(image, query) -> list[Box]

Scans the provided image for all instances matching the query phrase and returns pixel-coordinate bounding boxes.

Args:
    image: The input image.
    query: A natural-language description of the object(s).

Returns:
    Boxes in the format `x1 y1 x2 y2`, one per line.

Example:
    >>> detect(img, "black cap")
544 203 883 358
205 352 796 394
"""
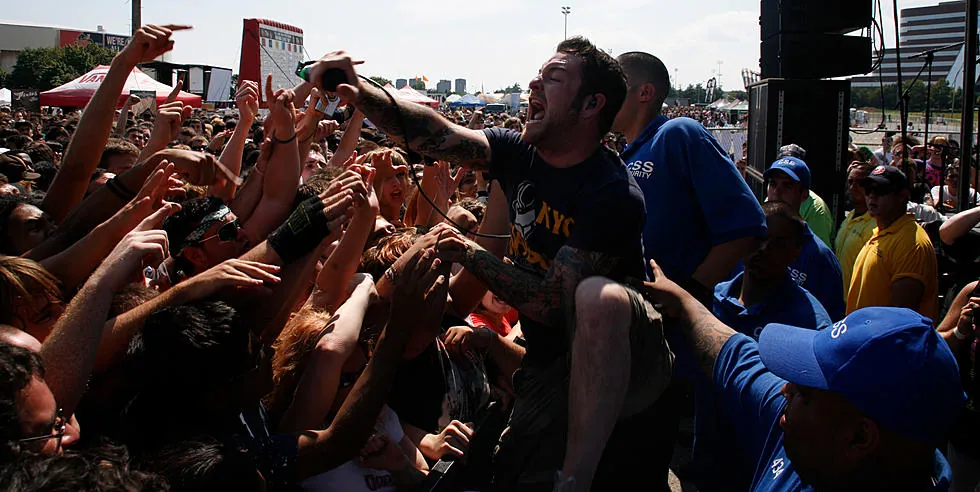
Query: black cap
860 165 908 192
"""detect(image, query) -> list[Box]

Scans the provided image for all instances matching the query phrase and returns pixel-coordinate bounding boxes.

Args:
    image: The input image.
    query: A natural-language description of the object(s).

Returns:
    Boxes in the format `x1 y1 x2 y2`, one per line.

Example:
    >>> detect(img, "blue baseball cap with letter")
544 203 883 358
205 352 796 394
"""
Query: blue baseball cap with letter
764 157 811 189
758 307 965 443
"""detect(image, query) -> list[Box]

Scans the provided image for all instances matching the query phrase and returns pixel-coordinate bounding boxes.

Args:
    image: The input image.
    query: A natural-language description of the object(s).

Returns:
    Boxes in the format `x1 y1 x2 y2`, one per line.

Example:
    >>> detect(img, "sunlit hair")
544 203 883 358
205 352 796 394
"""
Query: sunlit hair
360 227 420 280
0 256 62 326
265 305 335 426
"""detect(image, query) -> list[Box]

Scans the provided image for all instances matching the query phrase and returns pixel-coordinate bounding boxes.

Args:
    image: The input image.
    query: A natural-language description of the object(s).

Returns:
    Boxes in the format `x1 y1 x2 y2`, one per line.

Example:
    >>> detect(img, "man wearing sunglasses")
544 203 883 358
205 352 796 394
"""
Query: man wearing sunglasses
847 165 938 320
161 196 249 283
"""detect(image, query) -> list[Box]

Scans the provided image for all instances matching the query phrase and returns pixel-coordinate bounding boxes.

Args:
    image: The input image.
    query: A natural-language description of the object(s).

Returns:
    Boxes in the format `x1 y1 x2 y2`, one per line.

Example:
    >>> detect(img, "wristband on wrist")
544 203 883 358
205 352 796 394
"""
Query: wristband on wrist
954 326 972 340
267 196 330 264
272 131 297 144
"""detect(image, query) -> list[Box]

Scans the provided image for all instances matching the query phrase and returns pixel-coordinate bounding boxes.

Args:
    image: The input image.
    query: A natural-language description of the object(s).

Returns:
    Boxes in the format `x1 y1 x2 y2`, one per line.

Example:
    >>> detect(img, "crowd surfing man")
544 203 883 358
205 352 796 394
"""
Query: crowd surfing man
306 37 674 491
0 17 973 492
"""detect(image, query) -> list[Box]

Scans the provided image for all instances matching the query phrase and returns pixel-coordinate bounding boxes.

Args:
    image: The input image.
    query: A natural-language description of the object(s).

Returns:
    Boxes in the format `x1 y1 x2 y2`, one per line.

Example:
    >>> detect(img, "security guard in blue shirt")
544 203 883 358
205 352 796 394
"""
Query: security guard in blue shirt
612 51 766 302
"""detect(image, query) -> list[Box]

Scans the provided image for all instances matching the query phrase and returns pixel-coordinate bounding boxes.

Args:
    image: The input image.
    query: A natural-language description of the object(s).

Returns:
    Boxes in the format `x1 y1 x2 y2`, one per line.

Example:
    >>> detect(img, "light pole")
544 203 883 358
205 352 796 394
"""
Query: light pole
561 6 571 40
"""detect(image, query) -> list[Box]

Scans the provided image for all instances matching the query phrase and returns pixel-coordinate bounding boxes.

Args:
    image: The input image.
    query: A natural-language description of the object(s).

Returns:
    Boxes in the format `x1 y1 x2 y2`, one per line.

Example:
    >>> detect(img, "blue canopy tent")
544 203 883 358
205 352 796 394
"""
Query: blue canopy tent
448 93 486 108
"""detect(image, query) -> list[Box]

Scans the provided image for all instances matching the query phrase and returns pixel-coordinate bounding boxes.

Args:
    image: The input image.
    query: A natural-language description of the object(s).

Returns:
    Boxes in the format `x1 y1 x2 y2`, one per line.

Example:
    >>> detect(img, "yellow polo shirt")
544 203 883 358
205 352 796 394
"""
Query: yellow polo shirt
846 213 938 320
835 210 877 290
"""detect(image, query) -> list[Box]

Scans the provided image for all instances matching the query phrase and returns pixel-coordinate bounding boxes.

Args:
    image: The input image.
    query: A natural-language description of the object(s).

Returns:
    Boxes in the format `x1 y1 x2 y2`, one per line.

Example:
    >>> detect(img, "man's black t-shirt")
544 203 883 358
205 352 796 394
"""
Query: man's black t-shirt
483 128 646 366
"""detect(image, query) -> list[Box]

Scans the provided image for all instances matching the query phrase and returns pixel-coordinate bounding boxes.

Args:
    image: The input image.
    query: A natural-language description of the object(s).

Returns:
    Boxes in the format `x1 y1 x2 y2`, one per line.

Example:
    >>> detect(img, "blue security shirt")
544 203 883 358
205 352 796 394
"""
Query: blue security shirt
790 224 845 321
691 273 832 491
713 272 833 339
621 115 766 281
714 333 953 491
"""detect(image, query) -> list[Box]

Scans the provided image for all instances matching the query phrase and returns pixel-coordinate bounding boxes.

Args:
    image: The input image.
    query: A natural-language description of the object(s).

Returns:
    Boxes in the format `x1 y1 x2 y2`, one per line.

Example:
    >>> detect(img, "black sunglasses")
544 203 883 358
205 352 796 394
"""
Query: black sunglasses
197 220 241 244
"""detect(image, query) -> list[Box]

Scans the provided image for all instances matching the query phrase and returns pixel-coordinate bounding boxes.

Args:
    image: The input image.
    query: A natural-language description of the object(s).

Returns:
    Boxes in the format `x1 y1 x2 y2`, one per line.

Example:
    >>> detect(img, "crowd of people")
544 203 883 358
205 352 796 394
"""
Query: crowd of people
662 105 740 128
0 23 979 492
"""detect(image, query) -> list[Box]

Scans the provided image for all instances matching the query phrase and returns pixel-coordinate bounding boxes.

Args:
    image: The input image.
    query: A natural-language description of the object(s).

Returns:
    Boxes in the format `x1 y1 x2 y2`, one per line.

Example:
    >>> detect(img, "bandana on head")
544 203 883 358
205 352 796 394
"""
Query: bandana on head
182 205 232 247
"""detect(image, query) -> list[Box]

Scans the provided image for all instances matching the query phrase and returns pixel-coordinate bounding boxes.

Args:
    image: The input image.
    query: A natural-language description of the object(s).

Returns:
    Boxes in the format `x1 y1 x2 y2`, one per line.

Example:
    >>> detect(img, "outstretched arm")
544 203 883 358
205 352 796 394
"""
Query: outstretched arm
939 205 980 245
326 110 364 168
41 203 177 416
307 52 491 170
210 80 258 200
240 77 302 242
640 259 736 378
42 25 189 222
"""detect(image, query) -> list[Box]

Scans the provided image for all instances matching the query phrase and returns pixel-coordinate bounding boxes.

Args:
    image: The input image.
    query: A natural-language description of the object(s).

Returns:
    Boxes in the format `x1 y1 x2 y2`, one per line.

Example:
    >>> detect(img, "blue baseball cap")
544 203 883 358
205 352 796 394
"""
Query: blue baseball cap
764 157 811 189
758 307 965 443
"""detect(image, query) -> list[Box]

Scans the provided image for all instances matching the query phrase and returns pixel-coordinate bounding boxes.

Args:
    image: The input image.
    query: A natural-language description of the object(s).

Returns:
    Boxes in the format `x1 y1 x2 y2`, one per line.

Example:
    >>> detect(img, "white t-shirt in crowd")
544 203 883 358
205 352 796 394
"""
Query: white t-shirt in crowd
931 185 979 207
299 406 406 492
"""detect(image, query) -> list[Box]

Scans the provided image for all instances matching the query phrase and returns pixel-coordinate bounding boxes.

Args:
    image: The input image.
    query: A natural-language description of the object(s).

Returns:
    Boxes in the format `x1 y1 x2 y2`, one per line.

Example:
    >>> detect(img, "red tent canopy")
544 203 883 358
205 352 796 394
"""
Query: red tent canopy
40 65 202 108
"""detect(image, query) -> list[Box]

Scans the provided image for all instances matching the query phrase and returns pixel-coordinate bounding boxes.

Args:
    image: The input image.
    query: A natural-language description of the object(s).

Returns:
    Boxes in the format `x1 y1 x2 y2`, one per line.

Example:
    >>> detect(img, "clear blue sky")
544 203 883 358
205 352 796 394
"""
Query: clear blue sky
0 0 942 92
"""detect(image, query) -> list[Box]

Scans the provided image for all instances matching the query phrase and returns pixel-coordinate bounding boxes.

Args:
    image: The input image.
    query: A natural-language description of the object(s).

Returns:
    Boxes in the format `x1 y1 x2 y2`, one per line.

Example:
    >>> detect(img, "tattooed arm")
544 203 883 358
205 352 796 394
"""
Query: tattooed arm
305 52 491 170
443 229 619 328
640 259 736 378
353 82 492 170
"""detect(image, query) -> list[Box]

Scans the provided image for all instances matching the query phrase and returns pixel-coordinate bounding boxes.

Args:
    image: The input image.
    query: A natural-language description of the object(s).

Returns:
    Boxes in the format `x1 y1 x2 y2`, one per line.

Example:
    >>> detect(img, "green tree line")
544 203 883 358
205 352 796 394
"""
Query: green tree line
851 79 970 112
7 43 115 91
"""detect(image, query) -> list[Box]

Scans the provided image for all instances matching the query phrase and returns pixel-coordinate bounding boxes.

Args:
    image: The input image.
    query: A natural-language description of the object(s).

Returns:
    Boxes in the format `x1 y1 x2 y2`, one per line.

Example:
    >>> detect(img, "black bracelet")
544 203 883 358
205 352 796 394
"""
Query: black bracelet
272 131 297 144
105 178 136 200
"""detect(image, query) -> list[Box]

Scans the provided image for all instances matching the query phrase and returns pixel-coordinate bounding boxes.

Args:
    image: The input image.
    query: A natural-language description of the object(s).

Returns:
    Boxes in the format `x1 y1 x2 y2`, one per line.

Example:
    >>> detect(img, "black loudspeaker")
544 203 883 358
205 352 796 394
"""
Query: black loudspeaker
760 0 873 40
760 33 872 79
747 78 851 226
759 0 873 79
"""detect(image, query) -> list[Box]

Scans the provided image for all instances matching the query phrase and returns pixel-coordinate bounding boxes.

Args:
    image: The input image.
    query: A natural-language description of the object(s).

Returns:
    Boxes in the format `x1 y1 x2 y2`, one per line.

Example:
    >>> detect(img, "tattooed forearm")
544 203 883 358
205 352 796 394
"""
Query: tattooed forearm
681 299 736 378
463 246 561 325
355 83 490 170
460 244 621 328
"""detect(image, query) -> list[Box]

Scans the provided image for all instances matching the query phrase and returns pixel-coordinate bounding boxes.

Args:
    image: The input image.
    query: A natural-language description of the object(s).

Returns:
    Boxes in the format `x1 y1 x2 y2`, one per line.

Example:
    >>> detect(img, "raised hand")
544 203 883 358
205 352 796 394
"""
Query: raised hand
153 101 191 142
638 259 690 319
341 150 368 170
178 259 282 301
957 297 980 338
208 129 233 152
236 80 260 122
419 420 474 460
306 51 364 102
350 165 379 216
98 202 179 290
118 24 191 67
166 76 184 103
264 74 297 140
429 222 473 264
294 88 325 139
390 246 450 331
313 119 340 142
444 325 493 359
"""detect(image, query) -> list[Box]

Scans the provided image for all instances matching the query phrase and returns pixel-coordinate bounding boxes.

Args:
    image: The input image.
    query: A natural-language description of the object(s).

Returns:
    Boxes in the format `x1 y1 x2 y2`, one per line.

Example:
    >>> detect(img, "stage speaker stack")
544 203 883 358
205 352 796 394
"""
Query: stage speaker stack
750 0 874 226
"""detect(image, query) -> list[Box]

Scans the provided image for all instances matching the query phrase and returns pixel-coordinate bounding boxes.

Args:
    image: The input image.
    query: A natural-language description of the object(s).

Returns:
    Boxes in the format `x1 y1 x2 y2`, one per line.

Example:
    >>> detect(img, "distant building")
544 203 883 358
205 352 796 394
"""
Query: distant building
0 20 130 72
409 77 424 88
395 78 407 89
851 1 975 88
436 79 451 93
455 78 466 93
